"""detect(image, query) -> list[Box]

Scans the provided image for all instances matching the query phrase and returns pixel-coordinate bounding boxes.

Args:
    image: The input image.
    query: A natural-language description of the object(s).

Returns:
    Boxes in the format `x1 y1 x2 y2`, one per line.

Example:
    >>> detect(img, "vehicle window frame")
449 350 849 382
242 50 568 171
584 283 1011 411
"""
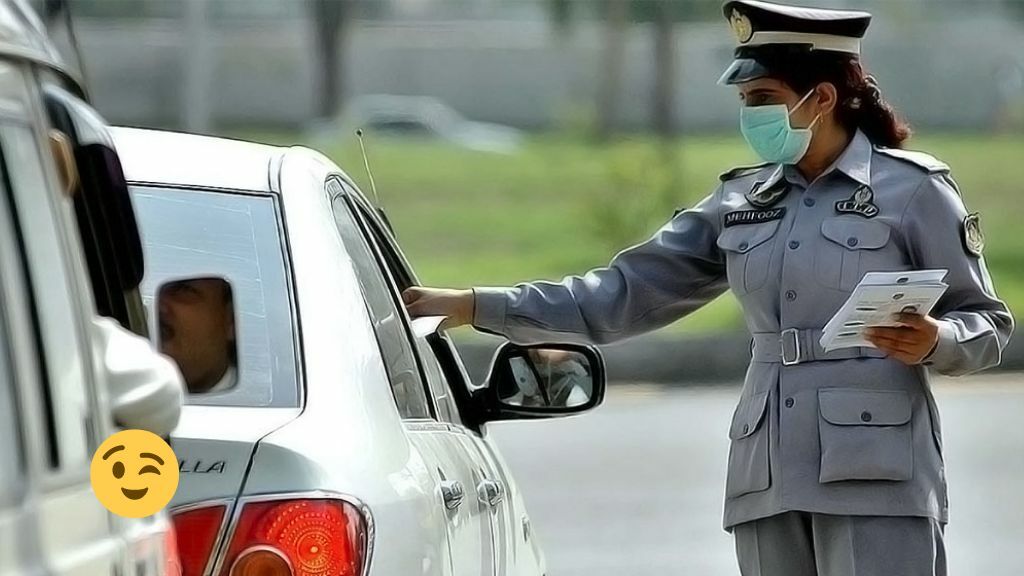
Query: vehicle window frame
413 334 463 426
329 180 437 421
130 183 302 408
0 173 27 509
336 179 483 429
40 79 148 337
0 110 98 479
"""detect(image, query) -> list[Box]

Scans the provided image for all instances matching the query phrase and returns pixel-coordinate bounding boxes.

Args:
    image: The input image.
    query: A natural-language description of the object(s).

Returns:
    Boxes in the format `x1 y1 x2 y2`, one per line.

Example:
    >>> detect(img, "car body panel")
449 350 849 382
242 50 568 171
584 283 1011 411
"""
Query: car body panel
112 126 551 576
0 56 177 576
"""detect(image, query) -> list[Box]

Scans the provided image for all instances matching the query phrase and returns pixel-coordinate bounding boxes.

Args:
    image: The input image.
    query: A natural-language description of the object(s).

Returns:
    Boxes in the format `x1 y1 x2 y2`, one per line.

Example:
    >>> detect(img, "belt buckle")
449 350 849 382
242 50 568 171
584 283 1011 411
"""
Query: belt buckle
780 328 801 366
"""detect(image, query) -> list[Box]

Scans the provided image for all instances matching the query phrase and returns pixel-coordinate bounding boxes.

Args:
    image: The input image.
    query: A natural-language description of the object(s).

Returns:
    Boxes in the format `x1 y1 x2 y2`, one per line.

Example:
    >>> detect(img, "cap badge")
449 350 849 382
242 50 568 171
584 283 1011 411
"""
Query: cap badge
730 9 754 44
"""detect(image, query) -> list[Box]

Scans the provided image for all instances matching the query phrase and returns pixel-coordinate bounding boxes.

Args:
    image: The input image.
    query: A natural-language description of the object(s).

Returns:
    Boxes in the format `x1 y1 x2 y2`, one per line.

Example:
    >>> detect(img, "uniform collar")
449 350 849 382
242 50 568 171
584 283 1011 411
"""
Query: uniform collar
827 128 872 187
757 128 872 190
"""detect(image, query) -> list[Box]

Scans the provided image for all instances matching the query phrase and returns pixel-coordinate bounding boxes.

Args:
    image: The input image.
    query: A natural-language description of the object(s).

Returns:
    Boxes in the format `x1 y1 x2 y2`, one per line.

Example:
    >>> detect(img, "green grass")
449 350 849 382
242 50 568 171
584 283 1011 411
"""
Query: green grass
236 130 1022 335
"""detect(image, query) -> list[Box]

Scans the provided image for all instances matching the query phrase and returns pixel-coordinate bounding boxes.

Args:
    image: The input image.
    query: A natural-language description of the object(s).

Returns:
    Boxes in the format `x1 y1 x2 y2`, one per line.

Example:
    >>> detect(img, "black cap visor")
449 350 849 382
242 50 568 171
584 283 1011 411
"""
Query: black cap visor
717 57 771 85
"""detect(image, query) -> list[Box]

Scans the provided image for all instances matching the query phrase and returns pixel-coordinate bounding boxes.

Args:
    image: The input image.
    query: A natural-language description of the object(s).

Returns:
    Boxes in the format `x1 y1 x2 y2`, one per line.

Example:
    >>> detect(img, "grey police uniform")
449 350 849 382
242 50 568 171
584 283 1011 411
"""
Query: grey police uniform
470 1 1015 573
474 125 1013 523
472 129 1012 574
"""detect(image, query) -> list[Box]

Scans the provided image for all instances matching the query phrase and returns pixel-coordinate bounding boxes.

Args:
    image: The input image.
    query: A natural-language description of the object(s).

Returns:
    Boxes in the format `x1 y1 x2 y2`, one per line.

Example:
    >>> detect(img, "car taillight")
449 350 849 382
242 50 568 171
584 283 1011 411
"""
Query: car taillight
220 499 367 576
165 523 184 576
172 504 228 576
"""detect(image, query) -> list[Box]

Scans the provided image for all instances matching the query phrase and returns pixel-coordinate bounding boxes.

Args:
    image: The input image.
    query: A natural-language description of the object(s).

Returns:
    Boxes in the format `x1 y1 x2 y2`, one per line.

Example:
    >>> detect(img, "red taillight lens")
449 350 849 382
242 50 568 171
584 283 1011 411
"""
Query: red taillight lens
221 499 367 576
172 505 228 576
164 523 183 576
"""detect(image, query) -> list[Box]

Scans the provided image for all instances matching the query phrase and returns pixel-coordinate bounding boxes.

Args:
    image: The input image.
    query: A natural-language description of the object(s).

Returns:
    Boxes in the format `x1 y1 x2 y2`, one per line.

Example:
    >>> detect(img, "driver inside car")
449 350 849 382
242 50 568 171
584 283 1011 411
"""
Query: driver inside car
158 277 237 394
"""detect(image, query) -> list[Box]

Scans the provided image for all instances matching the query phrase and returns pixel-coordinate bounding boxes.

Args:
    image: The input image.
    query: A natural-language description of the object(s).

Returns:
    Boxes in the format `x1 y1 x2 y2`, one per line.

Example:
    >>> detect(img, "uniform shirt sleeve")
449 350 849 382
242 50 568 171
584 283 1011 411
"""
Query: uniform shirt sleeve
902 173 1014 376
472 186 728 345
91 316 185 436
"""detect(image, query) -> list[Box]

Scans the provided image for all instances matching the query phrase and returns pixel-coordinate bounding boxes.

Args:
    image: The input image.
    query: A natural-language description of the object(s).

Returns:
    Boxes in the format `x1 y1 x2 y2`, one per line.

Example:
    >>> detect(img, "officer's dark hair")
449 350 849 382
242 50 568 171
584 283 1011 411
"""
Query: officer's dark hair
757 50 912 148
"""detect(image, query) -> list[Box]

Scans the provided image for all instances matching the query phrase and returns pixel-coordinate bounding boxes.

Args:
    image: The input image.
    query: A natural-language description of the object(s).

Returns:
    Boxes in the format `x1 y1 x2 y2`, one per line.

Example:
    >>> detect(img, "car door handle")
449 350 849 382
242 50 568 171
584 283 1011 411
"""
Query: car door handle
441 480 465 511
477 479 504 507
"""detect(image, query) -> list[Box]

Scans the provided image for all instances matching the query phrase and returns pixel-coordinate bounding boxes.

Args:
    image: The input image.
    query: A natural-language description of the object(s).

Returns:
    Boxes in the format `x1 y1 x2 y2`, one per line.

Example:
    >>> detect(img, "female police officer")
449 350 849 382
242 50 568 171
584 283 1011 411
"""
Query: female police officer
403 1 1014 574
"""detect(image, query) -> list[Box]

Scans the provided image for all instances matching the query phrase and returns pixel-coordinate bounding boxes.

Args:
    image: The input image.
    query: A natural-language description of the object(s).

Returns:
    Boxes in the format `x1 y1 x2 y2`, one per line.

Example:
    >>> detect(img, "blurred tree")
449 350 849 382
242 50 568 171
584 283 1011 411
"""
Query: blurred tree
547 0 573 37
544 0 721 138
629 1 720 136
309 0 356 120
597 0 629 140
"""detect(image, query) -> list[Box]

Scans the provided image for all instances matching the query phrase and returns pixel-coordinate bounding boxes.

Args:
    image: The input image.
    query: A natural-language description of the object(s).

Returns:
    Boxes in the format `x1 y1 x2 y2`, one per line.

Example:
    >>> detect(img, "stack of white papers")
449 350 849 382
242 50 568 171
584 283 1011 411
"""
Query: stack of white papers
819 270 949 352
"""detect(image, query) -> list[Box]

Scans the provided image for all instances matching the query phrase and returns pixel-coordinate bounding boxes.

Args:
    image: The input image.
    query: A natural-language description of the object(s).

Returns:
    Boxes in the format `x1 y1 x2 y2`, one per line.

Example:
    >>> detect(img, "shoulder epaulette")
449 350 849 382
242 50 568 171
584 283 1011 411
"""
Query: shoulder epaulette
874 147 950 174
718 162 772 182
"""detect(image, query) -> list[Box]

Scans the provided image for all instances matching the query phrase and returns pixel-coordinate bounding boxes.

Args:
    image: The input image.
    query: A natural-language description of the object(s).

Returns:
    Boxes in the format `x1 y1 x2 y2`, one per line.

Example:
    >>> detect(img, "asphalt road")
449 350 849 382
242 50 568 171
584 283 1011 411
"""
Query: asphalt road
488 373 1024 576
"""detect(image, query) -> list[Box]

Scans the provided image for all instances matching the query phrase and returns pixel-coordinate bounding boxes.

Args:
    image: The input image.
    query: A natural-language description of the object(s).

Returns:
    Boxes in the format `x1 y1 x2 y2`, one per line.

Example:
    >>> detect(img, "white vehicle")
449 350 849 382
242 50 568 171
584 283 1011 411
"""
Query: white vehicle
111 126 607 576
0 1 185 575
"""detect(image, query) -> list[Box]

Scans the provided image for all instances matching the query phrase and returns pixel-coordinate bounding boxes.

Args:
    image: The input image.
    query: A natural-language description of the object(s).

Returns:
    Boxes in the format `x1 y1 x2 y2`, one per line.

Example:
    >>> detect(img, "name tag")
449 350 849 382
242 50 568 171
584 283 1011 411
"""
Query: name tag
724 207 786 228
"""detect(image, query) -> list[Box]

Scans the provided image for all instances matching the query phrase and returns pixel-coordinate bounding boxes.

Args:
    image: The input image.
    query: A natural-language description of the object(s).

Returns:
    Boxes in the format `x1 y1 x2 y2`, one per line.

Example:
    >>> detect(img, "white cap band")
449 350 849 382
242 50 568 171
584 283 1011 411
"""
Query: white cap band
744 30 862 54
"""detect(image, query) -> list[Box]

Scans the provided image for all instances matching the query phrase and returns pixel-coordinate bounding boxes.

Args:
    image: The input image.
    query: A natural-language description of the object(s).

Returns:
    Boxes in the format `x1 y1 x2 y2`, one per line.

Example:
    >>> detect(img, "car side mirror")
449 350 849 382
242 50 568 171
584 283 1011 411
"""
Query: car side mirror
480 342 606 421
156 276 239 396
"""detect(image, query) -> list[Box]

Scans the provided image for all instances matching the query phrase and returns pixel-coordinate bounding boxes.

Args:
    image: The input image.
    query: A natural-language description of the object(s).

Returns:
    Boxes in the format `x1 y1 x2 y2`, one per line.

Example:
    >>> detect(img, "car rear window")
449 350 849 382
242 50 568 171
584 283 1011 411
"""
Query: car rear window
131 186 299 408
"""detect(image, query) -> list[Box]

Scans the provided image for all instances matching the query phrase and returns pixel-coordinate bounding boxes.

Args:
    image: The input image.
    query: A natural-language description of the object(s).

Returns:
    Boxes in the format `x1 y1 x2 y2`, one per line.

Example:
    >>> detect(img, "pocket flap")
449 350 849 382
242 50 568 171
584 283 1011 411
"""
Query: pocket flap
716 219 781 254
818 388 911 426
820 218 891 250
729 390 769 439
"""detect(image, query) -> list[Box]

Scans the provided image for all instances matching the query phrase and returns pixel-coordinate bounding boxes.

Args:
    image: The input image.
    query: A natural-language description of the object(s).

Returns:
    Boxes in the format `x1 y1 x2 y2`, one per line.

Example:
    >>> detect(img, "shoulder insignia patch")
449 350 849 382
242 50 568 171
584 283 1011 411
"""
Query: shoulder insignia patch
718 162 772 182
874 147 950 174
962 212 985 257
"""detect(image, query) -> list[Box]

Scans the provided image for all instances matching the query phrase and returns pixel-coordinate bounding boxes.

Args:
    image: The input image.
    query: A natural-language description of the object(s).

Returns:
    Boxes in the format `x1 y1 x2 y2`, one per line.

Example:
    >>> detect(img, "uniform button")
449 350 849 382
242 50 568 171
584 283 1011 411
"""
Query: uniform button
847 237 859 247
784 397 795 408
803 197 815 207
788 240 800 249
860 411 873 422
738 241 749 251
785 290 797 301
742 424 749 434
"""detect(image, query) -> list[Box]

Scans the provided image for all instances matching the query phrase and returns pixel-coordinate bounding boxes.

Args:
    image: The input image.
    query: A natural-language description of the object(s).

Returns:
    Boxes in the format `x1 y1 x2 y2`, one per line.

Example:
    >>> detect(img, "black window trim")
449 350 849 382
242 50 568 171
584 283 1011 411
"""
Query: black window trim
129 181 306 409
0 145 36 495
328 177 440 422
330 177 483 430
0 121 61 468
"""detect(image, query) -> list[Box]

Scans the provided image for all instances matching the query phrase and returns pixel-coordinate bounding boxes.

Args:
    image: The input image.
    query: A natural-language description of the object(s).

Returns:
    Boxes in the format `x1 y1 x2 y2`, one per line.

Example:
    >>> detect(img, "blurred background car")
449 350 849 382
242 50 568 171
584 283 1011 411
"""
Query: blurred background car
314 94 524 154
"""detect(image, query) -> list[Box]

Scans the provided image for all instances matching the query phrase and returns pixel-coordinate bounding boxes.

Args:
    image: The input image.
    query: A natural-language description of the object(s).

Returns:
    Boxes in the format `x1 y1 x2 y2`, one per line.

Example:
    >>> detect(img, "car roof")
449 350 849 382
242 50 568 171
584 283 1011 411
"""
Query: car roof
110 127 281 192
0 0 77 81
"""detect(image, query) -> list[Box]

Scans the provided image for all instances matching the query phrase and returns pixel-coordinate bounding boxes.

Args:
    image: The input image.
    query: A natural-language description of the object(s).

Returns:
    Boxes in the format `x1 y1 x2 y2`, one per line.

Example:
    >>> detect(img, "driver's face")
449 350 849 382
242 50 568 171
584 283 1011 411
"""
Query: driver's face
158 279 235 393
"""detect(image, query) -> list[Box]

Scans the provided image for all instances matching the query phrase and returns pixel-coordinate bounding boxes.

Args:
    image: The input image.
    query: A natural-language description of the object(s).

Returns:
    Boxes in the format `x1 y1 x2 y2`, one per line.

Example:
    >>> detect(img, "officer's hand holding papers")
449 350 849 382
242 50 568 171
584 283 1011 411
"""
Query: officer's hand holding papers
819 270 949 352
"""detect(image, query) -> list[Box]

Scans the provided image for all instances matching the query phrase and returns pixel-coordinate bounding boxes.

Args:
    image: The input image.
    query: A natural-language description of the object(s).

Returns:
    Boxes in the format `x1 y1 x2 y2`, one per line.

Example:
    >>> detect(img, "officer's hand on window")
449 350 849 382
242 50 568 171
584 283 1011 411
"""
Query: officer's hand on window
402 286 475 330
863 313 941 366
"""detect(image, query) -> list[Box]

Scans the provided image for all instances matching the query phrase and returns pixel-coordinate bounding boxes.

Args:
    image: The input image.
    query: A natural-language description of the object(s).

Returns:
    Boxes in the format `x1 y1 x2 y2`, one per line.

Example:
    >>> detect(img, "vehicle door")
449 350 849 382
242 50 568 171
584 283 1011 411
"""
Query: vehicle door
0 59 122 576
329 178 495 576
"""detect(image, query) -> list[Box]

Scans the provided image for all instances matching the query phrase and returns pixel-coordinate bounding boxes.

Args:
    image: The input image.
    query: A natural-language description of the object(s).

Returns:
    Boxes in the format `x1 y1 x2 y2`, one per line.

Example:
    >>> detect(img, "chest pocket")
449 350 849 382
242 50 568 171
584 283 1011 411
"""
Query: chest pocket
716 219 781 296
815 217 898 291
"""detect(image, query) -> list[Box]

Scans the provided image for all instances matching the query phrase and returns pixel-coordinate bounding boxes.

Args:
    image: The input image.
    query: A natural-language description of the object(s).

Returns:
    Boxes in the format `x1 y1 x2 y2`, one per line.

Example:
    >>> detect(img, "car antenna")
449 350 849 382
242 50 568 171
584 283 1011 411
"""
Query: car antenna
355 129 381 206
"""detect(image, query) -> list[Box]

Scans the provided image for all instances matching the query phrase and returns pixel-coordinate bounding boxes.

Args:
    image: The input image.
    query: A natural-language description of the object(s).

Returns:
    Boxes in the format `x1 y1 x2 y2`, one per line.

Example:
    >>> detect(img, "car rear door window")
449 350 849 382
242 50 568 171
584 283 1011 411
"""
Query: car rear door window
131 186 300 408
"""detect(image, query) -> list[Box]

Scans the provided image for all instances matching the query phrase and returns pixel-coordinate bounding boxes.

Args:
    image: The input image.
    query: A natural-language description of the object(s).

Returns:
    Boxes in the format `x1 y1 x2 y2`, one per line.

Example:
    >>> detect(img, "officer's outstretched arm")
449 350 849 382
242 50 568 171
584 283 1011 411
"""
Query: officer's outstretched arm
472 187 729 346
903 173 1014 376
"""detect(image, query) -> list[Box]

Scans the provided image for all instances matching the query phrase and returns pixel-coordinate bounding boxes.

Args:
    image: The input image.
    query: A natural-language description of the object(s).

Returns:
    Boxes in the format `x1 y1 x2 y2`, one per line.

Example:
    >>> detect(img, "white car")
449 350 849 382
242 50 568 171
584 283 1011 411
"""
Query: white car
0 1 185 575
112 126 607 576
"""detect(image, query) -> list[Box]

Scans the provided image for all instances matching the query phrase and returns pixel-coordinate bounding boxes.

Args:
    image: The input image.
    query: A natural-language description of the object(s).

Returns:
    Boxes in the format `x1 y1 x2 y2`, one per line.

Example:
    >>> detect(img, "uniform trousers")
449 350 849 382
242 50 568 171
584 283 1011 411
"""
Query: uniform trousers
733 511 946 576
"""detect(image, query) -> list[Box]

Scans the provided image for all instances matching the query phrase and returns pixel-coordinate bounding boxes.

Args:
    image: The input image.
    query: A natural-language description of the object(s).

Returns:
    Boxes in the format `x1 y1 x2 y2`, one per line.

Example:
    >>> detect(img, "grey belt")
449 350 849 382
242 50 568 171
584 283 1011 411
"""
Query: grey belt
751 328 888 366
